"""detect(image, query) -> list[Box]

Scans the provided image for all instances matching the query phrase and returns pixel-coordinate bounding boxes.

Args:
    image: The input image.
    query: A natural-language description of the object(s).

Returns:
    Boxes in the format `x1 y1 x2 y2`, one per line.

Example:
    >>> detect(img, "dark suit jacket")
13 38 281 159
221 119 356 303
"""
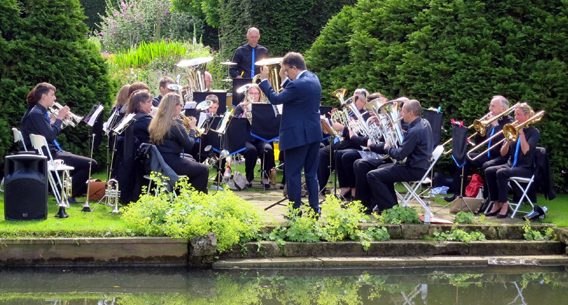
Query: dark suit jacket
259 71 323 151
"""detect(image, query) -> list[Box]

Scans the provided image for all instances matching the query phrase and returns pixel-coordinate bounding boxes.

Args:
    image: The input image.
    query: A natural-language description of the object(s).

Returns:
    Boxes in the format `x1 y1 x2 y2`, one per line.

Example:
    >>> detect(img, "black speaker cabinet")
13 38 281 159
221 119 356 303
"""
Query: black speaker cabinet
4 154 48 220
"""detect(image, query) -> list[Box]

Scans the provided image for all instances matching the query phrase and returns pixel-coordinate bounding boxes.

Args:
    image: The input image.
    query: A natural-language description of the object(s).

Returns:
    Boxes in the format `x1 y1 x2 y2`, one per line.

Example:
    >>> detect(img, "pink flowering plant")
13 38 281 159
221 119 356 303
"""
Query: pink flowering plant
97 0 195 51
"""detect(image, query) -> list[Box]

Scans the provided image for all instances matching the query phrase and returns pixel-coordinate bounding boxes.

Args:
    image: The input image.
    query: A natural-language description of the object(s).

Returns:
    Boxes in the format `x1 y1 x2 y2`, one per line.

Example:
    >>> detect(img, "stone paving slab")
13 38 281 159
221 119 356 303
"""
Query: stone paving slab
233 185 526 225
213 255 568 269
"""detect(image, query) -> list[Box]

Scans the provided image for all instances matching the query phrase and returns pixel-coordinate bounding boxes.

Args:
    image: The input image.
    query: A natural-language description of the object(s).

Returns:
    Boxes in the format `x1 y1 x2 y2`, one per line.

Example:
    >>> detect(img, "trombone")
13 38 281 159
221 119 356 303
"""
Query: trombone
467 110 544 161
443 103 521 155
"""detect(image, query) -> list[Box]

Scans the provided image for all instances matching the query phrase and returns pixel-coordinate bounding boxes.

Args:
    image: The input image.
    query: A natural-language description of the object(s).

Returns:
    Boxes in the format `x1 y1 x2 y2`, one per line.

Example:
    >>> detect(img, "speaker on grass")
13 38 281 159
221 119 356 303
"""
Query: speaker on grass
3 154 48 220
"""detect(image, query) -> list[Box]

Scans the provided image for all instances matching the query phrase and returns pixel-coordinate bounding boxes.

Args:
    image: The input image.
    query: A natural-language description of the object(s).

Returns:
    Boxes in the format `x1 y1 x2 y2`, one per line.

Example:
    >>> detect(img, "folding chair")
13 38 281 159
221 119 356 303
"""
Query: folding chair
140 144 186 197
506 147 545 218
398 145 444 217
1 128 28 192
29 134 74 218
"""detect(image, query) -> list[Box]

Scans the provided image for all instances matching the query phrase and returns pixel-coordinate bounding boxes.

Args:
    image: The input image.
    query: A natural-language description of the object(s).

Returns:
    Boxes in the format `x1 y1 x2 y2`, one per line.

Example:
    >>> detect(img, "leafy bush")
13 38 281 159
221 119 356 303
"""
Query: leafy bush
433 227 486 243
0 0 112 176
306 0 568 192
96 0 197 52
523 220 555 241
121 175 265 253
377 205 421 224
263 196 390 250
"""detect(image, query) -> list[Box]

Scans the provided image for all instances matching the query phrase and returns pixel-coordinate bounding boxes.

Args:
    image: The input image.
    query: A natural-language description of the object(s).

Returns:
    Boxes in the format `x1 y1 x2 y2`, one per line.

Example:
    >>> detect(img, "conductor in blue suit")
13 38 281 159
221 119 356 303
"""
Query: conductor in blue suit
259 52 323 214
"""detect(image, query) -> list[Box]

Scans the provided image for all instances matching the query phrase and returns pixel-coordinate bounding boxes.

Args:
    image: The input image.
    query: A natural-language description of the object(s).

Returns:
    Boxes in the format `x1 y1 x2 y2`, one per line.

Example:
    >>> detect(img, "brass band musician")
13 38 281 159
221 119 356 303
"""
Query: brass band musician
484 103 540 218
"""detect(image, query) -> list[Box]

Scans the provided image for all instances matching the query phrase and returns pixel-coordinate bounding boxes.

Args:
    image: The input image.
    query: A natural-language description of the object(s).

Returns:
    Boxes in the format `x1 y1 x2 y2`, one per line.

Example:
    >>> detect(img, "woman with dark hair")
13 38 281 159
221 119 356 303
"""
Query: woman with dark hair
484 103 540 218
126 90 153 144
233 84 275 188
149 93 209 193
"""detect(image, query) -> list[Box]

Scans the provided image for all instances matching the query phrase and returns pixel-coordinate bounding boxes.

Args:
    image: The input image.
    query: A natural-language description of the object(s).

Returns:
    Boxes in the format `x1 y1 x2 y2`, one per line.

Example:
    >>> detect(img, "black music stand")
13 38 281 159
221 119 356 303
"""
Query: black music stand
423 109 444 147
250 104 281 191
194 91 228 114
451 124 473 212
231 78 253 106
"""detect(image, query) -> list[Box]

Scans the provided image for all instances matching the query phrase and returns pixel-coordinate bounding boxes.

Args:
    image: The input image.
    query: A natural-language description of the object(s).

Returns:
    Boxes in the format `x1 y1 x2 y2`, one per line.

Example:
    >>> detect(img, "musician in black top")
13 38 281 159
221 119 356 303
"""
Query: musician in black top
229 27 269 79
126 90 153 145
149 93 209 193
444 95 514 202
20 82 97 203
362 100 433 213
484 103 540 218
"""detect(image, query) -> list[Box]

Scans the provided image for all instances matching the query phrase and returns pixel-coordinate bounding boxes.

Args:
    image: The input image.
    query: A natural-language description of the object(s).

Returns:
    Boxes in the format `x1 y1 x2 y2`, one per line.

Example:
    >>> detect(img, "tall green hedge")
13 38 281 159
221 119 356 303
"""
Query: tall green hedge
0 0 112 176
306 0 568 192
79 0 107 31
218 0 355 60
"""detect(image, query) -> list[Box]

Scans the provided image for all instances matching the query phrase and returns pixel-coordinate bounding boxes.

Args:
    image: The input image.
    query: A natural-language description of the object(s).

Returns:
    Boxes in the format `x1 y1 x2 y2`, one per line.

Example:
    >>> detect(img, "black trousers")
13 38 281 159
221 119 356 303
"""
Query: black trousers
353 158 385 210
54 151 98 198
285 141 320 212
317 144 334 192
336 149 362 189
162 153 209 193
243 139 275 182
485 164 532 203
452 153 508 198
368 163 426 213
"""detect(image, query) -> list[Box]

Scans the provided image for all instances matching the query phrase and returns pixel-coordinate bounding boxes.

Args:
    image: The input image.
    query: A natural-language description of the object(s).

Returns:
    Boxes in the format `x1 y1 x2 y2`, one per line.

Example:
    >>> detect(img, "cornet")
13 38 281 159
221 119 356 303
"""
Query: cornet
49 102 83 128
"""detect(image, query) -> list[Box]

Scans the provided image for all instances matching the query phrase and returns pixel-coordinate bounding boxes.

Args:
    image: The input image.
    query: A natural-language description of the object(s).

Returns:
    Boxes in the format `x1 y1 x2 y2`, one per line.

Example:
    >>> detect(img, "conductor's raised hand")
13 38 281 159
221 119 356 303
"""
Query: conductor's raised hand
260 65 270 81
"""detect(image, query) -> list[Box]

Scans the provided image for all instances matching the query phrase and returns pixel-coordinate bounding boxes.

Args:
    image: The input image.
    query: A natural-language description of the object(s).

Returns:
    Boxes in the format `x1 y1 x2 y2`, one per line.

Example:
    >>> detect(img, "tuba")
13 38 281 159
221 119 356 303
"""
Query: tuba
175 57 214 102
252 57 284 93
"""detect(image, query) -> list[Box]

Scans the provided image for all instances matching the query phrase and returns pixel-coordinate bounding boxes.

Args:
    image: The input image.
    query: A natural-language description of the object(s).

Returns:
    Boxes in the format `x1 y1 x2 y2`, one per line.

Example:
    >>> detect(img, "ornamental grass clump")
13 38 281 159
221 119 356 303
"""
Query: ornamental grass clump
122 175 265 253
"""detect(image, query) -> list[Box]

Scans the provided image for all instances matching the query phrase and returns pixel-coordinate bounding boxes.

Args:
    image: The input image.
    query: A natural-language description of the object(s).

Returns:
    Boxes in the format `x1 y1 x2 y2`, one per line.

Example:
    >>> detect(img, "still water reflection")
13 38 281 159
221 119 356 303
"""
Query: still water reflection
0 266 567 304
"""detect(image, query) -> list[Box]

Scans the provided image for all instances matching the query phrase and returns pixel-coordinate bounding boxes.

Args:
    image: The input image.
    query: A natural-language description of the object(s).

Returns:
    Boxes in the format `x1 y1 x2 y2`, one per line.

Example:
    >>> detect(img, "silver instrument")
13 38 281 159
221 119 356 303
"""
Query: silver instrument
49 102 84 128
175 57 214 102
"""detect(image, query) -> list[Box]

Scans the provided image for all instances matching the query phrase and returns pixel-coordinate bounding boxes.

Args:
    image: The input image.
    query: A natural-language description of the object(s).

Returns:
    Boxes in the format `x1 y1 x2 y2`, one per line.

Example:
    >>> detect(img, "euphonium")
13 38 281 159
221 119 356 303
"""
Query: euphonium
175 57 214 102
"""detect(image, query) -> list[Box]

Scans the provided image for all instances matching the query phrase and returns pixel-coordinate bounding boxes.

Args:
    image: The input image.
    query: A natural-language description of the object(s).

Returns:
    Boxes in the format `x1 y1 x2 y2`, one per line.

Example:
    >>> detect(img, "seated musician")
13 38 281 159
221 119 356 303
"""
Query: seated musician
356 100 433 213
152 77 176 107
484 103 540 218
206 94 220 117
444 95 513 203
20 82 98 203
353 96 409 207
317 88 371 195
126 90 154 145
149 93 209 193
233 84 275 188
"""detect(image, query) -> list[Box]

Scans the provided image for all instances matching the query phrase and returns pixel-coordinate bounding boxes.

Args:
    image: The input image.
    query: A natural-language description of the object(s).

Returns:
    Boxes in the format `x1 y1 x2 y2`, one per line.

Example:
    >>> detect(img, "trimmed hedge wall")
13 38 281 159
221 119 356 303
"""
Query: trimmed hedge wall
306 0 568 192
218 0 355 60
79 0 107 31
0 0 112 176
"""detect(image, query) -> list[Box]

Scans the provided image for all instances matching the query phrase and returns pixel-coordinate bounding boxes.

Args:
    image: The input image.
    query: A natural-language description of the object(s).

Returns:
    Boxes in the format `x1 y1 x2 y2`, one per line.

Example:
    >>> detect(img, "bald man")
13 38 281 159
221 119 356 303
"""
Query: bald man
229 27 269 79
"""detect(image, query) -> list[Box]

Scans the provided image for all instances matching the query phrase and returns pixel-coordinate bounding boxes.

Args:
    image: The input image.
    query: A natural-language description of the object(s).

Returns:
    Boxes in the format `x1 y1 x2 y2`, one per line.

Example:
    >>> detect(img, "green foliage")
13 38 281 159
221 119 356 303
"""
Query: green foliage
377 205 421 224
263 196 390 250
217 0 355 60
79 0 107 31
0 0 112 176
430 273 483 288
306 0 568 192
96 0 197 52
433 226 486 243
103 39 218 96
523 219 556 241
121 174 266 253
454 211 475 224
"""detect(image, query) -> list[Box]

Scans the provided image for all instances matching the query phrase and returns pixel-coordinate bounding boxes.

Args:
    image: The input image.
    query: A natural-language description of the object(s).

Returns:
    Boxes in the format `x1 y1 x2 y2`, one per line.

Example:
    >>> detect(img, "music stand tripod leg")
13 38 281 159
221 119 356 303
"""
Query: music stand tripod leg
453 166 473 213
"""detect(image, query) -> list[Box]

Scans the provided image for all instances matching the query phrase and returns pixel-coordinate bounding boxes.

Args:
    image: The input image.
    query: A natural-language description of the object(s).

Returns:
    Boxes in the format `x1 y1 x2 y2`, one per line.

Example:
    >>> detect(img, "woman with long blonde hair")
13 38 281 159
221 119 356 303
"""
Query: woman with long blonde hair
149 93 209 193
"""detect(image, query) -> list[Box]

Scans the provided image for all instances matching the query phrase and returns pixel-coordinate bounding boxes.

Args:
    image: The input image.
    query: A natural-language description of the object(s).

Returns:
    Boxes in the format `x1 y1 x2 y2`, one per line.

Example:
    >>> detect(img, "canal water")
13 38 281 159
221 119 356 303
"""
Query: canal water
0 266 567 304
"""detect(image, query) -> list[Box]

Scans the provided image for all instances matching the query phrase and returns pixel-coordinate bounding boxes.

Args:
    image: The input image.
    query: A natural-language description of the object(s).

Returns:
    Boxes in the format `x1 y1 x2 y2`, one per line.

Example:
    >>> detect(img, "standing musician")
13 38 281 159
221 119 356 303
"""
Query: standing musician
149 93 209 193
233 84 275 188
484 103 540 218
259 52 322 214
317 88 369 195
444 95 513 203
20 82 98 203
230 27 269 79
356 100 432 213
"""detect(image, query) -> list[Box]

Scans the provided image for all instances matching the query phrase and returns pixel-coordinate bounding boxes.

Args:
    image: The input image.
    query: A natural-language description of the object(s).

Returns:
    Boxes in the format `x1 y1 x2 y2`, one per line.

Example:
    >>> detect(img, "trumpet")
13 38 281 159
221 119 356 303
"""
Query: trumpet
49 102 84 128
179 112 195 134
467 110 544 161
443 103 521 155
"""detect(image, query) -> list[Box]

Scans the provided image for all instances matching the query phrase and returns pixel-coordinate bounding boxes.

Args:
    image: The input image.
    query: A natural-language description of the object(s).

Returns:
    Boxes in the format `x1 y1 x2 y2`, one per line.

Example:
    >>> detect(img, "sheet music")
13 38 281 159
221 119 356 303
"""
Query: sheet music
357 150 378 159
103 109 119 134
112 113 136 135
197 112 207 129
215 110 231 132
276 104 283 115
183 101 197 110
86 104 104 127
